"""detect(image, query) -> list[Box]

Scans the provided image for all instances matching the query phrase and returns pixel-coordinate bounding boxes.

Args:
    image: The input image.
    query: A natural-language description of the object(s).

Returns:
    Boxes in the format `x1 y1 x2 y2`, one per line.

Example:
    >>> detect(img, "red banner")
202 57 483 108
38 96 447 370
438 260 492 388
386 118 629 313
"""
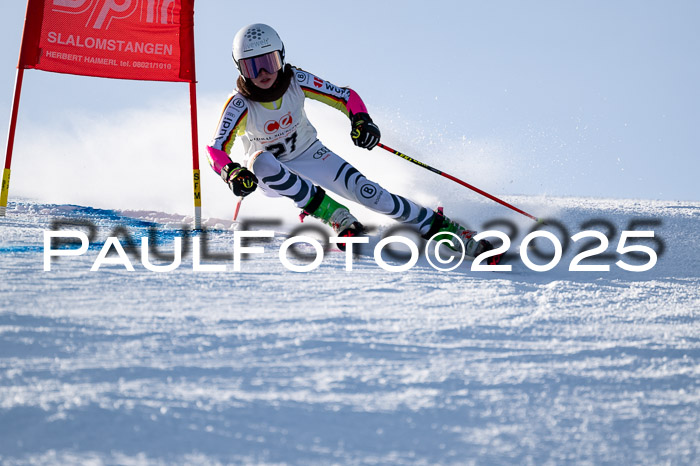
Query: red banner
18 0 195 82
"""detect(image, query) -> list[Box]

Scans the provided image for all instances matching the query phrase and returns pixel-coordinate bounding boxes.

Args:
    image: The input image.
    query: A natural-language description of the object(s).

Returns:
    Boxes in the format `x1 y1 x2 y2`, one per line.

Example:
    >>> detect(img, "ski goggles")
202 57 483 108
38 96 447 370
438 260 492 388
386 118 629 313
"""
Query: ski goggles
238 51 283 79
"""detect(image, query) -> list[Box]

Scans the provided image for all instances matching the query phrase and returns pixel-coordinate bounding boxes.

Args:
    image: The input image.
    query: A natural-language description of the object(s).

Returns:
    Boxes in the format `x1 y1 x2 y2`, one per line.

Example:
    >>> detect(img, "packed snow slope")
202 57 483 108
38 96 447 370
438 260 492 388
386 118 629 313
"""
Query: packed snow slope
1 195 698 464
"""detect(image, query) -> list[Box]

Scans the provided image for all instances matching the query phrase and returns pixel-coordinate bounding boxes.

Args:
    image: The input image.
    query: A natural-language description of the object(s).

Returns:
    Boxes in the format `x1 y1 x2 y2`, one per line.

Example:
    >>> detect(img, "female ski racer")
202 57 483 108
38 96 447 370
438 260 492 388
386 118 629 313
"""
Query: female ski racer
206 23 500 263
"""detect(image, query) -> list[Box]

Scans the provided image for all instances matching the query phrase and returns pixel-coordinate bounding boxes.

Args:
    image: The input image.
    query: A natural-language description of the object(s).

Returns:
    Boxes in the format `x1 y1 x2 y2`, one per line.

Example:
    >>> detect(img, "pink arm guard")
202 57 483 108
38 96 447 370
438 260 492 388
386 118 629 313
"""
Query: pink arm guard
206 146 233 176
347 88 368 117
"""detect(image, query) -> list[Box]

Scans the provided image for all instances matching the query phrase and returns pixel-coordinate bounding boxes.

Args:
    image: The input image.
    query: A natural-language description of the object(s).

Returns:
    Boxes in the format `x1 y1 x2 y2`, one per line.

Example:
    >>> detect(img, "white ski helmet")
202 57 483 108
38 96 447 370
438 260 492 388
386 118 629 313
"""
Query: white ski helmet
232 23 285 78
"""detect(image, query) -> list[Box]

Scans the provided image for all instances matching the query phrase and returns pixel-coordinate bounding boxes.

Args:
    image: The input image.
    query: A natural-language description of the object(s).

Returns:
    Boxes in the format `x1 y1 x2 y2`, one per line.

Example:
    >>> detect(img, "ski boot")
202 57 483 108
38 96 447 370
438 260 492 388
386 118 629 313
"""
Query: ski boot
422 208 503 265
300 188 365 250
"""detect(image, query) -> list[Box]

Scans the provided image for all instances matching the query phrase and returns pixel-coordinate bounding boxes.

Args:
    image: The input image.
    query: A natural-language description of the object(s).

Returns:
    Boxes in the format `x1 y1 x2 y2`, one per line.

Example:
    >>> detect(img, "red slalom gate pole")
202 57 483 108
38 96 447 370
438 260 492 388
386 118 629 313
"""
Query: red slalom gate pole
189 81 202 230
1 68 25 216
377 142 544 224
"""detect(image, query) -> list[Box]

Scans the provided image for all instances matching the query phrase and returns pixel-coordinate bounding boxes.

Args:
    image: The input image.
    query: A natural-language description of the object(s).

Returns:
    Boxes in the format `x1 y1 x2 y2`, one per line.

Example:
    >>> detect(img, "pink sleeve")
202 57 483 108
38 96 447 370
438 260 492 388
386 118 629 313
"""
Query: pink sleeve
206 146 233 176
347 88 368 117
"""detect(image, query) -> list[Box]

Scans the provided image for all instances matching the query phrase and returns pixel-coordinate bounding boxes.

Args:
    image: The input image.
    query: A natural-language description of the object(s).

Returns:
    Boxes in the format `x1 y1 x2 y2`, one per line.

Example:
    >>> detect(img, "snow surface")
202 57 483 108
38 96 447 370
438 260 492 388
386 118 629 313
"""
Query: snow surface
1 196 699 464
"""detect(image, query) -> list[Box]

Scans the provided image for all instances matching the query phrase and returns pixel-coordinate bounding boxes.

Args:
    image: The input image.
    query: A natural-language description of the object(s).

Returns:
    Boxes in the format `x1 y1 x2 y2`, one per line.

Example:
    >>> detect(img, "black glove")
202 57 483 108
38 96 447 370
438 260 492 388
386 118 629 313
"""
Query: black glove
221 162 257 197
350 112 381 150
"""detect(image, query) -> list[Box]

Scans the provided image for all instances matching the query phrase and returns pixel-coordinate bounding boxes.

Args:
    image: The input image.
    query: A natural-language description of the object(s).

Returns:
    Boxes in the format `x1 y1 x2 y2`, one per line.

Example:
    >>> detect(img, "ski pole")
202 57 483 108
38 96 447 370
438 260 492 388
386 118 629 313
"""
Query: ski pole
233 196 243 221
377 142 545 224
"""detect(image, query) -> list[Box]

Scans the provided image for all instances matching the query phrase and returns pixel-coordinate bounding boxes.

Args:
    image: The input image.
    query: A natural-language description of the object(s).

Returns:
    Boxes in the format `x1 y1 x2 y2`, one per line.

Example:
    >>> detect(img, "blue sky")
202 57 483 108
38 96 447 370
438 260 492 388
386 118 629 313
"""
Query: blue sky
1 0 698 214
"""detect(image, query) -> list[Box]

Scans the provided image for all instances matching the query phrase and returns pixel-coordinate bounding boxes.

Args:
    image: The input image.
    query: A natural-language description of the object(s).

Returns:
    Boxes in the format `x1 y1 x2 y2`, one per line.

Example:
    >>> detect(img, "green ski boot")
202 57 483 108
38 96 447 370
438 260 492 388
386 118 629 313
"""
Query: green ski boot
300 188 365 247
423 207 502 264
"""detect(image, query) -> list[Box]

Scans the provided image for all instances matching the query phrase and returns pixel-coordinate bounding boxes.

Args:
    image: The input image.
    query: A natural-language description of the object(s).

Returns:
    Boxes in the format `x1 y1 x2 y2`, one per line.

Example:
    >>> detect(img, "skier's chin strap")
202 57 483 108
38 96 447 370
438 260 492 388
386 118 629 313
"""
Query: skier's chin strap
237 64 293 102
